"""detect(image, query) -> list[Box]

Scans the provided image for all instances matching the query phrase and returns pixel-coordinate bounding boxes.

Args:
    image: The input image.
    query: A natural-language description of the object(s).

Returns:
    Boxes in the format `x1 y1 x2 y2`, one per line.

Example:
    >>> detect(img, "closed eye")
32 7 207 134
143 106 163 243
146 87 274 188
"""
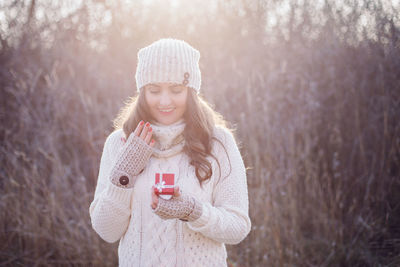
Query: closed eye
172 89 184 94
147 86 160 94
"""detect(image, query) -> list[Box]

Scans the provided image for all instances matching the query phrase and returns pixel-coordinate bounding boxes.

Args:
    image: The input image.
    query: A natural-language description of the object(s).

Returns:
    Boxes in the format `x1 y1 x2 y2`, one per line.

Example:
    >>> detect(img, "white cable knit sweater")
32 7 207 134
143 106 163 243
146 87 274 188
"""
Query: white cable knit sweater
89 120 251 267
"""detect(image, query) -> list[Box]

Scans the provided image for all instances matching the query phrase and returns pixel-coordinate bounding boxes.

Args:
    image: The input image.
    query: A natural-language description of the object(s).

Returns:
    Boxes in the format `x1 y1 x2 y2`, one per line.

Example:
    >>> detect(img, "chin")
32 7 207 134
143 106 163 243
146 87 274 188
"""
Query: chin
155 118 177 125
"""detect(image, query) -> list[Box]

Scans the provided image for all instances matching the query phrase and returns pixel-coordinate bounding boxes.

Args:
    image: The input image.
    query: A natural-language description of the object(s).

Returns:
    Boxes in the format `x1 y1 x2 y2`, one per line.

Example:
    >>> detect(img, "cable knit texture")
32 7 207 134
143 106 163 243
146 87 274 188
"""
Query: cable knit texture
89 119 251 267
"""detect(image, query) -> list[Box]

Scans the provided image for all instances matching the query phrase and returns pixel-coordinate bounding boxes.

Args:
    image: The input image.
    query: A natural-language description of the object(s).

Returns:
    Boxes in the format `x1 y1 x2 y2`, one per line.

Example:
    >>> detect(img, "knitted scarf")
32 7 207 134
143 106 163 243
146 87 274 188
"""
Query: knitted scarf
151 119 186 158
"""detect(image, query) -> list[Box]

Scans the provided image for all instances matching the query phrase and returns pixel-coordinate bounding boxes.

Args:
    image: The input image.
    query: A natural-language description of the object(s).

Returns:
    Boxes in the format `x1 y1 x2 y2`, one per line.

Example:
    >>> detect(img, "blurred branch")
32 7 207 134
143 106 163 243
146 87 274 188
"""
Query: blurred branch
26 0 36 26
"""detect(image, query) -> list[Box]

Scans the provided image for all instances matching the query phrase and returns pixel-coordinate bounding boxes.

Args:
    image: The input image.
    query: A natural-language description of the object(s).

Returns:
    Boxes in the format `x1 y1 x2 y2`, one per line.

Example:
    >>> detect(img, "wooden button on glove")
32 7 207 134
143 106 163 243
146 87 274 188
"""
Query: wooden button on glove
119 176 129 186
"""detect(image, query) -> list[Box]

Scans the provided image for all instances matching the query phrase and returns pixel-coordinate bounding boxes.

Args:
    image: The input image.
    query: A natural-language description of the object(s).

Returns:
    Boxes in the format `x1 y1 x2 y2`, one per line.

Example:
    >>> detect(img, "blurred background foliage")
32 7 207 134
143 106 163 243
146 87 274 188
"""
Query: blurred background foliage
1 0 400 266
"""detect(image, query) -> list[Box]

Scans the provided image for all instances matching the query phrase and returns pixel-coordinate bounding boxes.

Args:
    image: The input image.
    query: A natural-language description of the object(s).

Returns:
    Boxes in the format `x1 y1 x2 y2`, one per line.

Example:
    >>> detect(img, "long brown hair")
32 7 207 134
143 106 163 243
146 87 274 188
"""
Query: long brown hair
113 87 232 187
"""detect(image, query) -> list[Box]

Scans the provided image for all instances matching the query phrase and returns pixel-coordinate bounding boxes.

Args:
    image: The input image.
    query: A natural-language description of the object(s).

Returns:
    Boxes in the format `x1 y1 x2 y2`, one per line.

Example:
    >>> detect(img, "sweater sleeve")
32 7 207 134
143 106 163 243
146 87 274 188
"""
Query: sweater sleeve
89 130 133 243
186 127 251 245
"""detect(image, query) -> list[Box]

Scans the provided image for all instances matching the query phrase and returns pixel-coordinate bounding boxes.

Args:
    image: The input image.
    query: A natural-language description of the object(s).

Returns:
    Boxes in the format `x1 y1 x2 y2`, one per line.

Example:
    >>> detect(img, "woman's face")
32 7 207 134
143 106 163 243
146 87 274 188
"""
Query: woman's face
144 82 188 125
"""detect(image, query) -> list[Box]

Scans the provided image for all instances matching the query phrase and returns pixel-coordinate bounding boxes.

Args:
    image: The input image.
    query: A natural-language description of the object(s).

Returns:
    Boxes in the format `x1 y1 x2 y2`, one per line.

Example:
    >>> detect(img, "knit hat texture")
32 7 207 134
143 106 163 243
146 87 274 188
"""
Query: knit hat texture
135 38 201 93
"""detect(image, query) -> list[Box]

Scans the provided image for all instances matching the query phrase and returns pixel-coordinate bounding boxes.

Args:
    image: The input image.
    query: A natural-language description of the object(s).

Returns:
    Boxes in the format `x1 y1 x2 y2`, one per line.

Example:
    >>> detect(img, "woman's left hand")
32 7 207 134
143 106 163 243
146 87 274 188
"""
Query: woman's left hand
150 185 203 221
150 185 181 209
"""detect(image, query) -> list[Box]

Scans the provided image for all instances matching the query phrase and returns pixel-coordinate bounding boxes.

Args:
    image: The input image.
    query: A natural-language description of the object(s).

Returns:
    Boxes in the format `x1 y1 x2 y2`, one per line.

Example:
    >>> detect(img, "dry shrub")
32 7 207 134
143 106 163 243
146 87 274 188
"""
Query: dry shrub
0 0 399 266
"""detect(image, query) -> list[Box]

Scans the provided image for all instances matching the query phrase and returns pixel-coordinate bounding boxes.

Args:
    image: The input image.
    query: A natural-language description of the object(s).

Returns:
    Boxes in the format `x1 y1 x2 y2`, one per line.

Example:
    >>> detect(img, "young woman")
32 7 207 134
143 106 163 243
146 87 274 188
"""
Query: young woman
89 38 251 266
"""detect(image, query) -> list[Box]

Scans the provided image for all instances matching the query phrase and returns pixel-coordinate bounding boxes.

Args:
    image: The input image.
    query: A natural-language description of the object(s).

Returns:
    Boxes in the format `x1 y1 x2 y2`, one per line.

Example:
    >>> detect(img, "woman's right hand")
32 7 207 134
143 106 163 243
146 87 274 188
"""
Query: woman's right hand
109 120 156 189
132 121 156 148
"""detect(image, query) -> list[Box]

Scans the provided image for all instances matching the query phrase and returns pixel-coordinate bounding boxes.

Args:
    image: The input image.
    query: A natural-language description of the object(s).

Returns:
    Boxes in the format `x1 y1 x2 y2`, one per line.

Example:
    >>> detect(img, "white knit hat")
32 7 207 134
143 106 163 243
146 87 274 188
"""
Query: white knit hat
135 38 201 93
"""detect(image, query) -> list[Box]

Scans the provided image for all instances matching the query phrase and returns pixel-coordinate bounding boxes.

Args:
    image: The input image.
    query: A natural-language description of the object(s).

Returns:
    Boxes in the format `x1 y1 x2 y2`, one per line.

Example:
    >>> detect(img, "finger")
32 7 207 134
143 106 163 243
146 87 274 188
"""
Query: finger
151 186 159 209
173 186 181 197
144 128 153 144
149 139 156 148
140 122 150 140
133 120 145 136
151 191 157 209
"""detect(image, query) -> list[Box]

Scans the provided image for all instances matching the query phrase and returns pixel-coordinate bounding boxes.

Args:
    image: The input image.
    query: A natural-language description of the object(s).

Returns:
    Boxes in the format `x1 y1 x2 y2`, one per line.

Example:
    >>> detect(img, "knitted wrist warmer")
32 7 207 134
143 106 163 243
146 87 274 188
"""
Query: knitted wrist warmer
109 134 153 188
153 193 203 222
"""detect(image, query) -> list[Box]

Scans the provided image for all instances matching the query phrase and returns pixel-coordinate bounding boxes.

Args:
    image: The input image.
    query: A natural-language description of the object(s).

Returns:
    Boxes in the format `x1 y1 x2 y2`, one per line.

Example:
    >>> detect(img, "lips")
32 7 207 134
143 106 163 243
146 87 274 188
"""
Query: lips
159 108 175 115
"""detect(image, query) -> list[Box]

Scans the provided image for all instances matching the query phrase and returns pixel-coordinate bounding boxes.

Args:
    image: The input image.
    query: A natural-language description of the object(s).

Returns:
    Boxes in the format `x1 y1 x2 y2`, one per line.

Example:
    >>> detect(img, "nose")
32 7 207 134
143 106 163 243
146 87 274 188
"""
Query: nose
159 91 172 106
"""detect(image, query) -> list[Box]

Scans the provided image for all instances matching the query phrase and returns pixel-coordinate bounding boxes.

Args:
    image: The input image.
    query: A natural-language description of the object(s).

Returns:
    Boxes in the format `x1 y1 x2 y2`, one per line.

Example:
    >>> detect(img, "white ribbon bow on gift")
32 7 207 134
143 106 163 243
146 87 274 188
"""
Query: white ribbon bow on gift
155 180 166 193
155 179 174 193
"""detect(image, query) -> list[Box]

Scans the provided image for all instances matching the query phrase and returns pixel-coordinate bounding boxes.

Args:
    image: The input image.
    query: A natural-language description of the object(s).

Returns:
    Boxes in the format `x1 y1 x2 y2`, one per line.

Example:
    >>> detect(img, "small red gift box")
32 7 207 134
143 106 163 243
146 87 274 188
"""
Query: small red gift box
154 173 175 195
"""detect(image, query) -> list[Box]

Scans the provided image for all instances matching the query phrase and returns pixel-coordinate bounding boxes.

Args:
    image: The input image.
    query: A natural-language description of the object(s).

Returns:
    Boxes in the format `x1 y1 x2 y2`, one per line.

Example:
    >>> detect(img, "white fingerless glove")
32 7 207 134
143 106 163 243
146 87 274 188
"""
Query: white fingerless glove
109 133 153 188
153 192 203 222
